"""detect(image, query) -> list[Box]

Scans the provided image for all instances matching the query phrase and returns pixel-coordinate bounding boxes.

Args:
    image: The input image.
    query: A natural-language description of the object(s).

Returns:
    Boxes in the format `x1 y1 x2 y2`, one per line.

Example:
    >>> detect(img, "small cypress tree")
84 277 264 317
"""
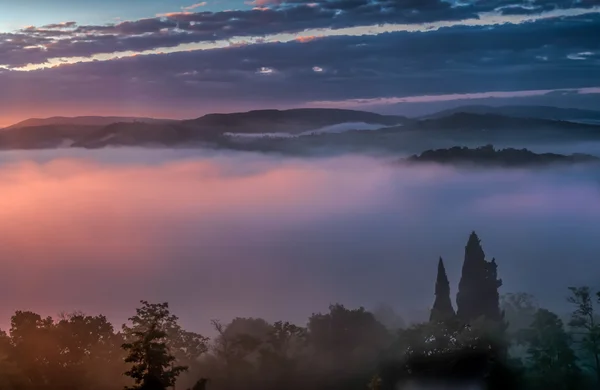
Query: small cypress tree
430 257 455 323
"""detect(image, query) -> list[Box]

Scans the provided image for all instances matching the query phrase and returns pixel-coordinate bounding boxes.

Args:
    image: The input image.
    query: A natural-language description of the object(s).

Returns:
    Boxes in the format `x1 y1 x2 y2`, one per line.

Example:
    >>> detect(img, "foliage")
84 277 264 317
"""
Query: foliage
502 292 539 336
518 309 581 390
383 319 518 390
0 232 596 390
456 232 504 324
567 286 600 384
371 304 406 331
407 145 599 166
121 301 191 390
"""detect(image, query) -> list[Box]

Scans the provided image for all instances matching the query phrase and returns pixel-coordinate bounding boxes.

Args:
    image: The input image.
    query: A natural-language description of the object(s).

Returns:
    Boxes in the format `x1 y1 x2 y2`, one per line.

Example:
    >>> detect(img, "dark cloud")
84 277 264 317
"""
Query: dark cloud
0 10 598 121
1 0 598 67
41 21 78 29
2 13 597 108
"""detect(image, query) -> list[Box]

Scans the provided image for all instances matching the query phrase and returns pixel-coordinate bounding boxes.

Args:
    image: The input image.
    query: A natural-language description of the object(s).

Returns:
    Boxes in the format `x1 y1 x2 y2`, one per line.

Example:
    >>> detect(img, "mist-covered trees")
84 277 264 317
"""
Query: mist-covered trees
0 231 598 390
567 286 600 386
308 304 390 389
519 309 581 390
2 311 128 390
502 293 539 336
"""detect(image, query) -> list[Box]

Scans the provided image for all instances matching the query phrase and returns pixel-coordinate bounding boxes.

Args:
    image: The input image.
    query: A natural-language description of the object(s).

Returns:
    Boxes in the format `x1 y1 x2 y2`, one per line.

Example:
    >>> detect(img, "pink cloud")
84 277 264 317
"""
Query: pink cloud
245 0 284 6
308 87 600 108
182 2 208 11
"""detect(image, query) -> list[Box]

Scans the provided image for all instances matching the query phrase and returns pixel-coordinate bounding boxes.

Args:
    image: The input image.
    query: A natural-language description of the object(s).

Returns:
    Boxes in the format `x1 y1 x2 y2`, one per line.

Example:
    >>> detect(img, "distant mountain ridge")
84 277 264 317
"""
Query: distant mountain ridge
408 112 599 131
211 112 600 155
1 107 600 152
424 105 600 121
6 116 177 129
72 109 408 148
183 108 407 134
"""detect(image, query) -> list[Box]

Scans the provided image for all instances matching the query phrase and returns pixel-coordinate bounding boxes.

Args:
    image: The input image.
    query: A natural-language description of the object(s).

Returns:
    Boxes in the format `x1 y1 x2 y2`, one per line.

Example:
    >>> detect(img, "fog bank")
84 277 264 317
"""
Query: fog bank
0 148 599 332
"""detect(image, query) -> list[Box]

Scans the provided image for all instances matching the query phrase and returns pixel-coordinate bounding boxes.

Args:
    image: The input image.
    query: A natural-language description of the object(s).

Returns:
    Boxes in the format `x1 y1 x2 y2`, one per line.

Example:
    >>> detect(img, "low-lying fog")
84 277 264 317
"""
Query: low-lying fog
0 147 599 332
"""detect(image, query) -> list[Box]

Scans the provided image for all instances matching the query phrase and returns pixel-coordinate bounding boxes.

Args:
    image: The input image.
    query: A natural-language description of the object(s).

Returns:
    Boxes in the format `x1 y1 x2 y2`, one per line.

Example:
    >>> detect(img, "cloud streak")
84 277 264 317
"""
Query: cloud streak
182 2 208 11
1 1 598 70
308 87 600 108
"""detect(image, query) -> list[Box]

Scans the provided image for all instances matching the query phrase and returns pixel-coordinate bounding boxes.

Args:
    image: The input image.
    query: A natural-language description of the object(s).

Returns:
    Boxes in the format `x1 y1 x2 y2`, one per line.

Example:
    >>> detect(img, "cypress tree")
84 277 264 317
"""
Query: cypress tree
430 257 455 323
456 232 503 324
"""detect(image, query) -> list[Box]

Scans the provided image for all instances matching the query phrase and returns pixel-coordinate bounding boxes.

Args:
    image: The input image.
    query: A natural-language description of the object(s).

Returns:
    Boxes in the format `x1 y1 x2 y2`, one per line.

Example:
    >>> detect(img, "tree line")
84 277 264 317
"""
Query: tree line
0 232 598 390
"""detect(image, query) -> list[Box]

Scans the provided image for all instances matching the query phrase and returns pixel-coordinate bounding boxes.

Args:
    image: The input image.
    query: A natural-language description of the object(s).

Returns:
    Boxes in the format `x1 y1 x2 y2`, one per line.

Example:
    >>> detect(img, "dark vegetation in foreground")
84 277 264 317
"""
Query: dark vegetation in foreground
406 145 600 167
1 232 598 390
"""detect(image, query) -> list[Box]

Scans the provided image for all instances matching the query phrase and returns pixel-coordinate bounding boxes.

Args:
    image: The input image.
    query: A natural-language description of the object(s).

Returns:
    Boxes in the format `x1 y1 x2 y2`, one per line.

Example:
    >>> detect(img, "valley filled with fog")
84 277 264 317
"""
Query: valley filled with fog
1 146 599 333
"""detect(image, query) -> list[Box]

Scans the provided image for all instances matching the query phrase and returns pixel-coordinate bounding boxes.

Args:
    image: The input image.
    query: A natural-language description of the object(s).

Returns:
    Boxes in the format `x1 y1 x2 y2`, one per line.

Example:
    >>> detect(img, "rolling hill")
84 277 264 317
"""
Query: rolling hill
1 108 600 153
72 108 409 148
182 108 408 134
0 125 101 149
5 116 177 129
424 105 600 122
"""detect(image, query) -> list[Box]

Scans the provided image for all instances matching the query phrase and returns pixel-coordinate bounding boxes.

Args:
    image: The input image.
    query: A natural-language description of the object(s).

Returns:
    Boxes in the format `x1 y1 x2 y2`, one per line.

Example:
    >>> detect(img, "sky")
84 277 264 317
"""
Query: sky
0 0 599 125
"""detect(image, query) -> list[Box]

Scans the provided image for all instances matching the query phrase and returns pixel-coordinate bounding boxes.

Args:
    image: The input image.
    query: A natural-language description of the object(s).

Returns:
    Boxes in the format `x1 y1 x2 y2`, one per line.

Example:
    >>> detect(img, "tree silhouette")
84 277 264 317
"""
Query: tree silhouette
9 311 58 389
122 301 188 390
371 304 406 331
519 309 581 390
388 319 517 390
308 304 389 390
430 257 455 323
189 378 209 390
456 232 504 325
1 233 593 390
502 293 538 336
457 232 487 322
567 286 600 386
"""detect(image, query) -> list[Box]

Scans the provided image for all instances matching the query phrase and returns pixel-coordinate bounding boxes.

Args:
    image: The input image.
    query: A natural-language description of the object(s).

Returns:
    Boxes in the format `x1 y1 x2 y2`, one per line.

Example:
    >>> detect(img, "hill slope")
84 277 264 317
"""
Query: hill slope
213 113 600 155
0 125 100 149
183 108 408 134
1 109 600 152
6 116 177 129
73 108 408 148
424 105 600 122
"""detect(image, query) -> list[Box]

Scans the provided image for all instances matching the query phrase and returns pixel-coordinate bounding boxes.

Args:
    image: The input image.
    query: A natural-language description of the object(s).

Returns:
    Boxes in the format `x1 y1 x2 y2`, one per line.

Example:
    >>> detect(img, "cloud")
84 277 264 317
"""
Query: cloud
0 4 598 120
0 12 599 119
308 87 600 108
0 0 598 69
182 2 208 11
296 35 322 43
41 21 77 30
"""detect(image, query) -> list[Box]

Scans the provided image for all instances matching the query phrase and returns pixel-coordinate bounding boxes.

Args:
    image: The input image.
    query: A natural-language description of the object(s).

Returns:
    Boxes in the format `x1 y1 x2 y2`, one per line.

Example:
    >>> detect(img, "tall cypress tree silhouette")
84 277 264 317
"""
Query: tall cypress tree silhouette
456 232 485 322
456 232 504 324
430 257 455 323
